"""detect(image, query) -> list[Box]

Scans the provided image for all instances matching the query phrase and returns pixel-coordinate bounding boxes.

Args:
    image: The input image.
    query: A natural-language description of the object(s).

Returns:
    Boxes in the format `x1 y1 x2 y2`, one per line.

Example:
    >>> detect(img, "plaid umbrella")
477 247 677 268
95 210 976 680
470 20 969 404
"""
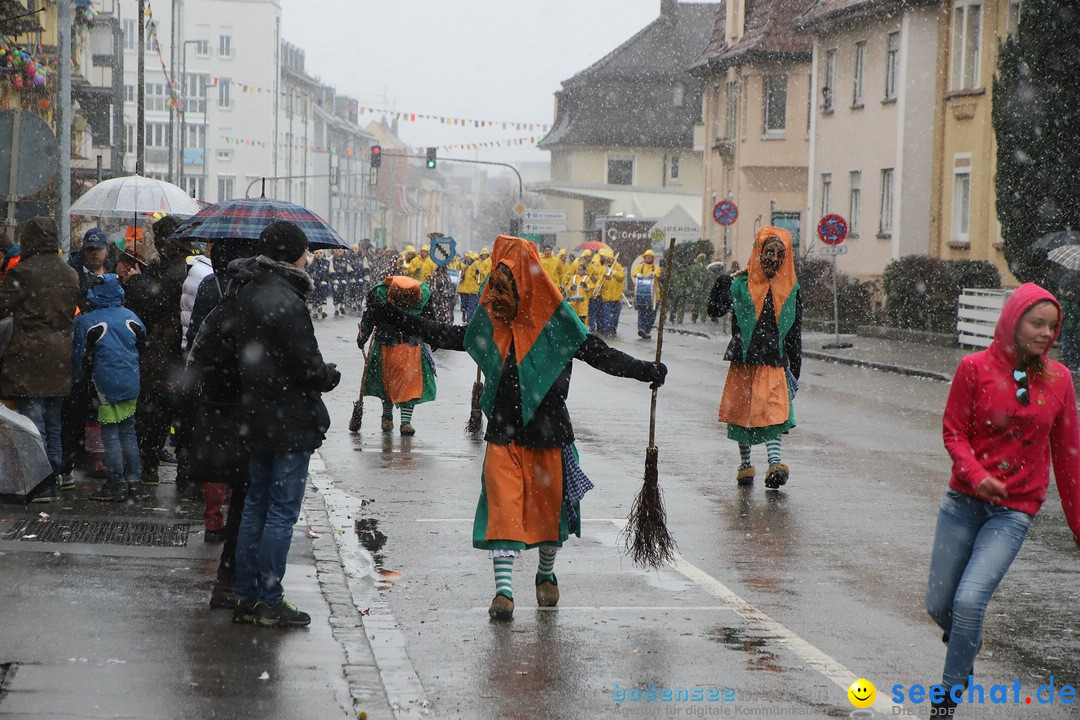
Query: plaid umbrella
172 197 348 249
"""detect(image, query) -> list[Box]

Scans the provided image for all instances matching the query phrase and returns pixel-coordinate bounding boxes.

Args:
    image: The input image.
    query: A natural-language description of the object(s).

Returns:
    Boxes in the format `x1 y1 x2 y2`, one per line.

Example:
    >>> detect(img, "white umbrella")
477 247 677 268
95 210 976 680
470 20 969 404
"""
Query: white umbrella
0 405 54 503
70 174 201 220
1048 244 1080 272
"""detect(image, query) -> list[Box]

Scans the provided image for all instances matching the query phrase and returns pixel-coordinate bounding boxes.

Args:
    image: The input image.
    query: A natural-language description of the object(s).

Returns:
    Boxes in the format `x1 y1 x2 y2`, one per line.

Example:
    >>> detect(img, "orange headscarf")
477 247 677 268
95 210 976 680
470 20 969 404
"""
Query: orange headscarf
478 235 564 361
746 225 797 321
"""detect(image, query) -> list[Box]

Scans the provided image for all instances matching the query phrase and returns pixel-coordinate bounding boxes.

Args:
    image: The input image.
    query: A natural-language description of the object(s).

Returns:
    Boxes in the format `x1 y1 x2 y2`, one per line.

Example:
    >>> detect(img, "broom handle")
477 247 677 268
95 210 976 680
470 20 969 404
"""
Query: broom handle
357 327 375 400
649 238 677 448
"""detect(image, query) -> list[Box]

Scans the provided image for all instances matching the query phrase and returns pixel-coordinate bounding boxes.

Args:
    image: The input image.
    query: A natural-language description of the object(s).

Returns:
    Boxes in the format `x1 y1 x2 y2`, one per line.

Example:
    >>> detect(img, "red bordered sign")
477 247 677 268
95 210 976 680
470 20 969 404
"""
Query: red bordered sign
712 200 738 226
817 214 848 246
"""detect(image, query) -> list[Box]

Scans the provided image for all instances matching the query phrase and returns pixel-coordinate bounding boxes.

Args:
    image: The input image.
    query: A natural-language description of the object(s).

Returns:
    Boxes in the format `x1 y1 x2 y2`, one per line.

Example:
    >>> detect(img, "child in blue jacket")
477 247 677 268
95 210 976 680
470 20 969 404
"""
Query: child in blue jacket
73 274 147 501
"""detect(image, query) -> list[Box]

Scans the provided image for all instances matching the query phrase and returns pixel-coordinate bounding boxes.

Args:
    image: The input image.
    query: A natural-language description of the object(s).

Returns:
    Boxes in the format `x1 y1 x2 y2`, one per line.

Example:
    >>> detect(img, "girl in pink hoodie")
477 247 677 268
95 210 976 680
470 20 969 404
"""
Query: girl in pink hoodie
925 283 1080 716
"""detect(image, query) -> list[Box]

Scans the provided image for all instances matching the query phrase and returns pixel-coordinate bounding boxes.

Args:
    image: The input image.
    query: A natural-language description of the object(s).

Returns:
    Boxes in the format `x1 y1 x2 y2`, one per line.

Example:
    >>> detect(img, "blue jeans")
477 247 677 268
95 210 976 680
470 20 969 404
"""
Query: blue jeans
234 449 311 605
601 301 622 334
925 489 1033 689
459 293 479 323
15 397 64 474
100 416 141 483
637 306 656 334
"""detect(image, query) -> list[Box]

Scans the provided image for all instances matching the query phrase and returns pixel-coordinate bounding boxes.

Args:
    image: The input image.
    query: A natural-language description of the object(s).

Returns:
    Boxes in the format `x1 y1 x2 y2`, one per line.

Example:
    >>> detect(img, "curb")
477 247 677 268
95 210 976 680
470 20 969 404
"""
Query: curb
801 350 952 382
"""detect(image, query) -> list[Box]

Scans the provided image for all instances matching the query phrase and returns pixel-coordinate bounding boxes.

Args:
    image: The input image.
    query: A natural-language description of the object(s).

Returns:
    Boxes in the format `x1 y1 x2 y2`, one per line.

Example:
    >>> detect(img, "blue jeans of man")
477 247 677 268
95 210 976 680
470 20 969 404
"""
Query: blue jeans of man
15 397 64 474
588 298 602 333
100 416 141 483
637 305 656 334
601 300 622 335
459 293 479 323
925 489 1033 690
234 449 311 605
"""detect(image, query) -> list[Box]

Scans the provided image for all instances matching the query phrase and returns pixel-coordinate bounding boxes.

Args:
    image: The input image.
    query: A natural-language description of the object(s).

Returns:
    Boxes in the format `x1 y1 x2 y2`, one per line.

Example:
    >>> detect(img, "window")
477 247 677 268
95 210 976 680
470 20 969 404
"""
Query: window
884 32 900 101
607 156 634 186
669 155 680 181
852 41 866 107
219 78 232 109
124 84 134 104
1006 0 1022 38
673 84 685 107
145 82 168 112
186 124 205 149
144 122 169 147
849 171 861 237
820 173 832 216
122 19 136 51
711 84 722 139
185 74 207 114
952 156 972 243
951 2 982 90
879 168 894 236
822 49 836 113
181 177 204 200
194 39 210 57
145 24 156 52
762 75 787 138
218 176 235 202
724 81 738 139
219 34 233 58
126 124 135 152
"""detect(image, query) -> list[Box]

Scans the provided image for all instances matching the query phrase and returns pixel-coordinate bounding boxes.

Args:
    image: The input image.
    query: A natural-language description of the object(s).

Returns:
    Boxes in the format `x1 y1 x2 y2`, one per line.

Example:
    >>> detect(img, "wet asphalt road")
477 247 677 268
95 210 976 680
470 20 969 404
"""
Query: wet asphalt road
312 311 1080 719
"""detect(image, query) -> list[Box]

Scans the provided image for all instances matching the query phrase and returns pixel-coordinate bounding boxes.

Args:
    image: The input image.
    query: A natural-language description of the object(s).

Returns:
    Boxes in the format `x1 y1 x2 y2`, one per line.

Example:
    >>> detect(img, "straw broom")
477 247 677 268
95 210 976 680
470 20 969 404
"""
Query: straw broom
349 331 375 433
623 238 678 567
466 367 484 434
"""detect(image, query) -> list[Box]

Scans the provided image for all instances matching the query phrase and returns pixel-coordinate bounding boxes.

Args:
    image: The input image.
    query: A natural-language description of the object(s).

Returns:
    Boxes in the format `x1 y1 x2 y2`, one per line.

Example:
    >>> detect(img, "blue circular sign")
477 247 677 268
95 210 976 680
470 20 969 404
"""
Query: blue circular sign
713 200 738 226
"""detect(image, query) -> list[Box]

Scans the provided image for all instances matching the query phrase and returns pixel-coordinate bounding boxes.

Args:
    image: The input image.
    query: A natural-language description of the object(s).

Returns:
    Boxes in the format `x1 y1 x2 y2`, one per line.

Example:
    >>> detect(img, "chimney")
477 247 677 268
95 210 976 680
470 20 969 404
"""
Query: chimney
662 0 678 23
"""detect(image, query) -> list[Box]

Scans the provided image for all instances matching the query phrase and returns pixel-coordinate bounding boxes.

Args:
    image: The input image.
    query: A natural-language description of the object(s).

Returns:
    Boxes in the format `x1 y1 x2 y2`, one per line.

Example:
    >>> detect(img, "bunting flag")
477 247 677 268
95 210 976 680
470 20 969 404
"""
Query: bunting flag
218 134 546 154
144 1 182 108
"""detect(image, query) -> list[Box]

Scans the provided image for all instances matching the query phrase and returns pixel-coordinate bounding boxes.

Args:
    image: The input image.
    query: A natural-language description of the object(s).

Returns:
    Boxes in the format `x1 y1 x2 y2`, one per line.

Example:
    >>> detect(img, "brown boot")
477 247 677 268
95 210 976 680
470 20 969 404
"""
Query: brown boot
380 418 393 432
488 593 514 620
736 464 755 486
399 423 415 436
764 463 789 489
535 575 559 607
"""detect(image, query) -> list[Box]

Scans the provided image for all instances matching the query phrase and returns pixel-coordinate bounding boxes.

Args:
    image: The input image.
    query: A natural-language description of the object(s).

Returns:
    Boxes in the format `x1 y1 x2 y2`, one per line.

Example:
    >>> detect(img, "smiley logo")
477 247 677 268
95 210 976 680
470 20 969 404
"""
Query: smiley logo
847 678 876 708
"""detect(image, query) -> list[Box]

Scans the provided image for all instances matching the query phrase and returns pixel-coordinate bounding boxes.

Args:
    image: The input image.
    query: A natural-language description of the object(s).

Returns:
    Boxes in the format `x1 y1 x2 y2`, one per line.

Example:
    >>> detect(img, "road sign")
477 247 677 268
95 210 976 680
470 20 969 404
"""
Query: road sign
820 245 848 256
430 236 457 266
0 109 57 197
817 213 849 245
713 200 738 226
522 209 567 234
513 203 525 217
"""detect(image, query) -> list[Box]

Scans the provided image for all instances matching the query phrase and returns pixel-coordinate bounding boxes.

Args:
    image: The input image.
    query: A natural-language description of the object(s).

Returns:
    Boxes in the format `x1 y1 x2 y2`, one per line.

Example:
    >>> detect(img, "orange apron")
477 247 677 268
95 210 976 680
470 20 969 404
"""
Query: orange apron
381 343 423 404
717 362 789 428
481 442 563 545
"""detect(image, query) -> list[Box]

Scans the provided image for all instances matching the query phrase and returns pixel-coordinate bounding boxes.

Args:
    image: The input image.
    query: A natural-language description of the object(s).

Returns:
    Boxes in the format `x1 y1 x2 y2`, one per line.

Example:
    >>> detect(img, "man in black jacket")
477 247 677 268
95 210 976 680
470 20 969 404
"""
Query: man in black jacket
230 221 341 628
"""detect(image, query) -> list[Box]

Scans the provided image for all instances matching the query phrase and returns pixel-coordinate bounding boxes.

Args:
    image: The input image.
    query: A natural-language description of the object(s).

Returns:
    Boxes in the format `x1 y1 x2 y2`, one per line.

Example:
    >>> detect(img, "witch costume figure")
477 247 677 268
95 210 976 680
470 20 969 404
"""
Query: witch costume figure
368 235 666 620
357 276 437 436
707 225 801 490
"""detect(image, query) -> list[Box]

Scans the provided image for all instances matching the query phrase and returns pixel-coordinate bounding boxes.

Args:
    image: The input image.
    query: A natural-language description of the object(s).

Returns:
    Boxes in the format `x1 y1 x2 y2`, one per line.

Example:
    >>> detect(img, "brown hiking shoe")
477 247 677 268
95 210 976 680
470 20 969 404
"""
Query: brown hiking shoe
764 463 789 489
736 464 755 486
380 418 393 432
399 423 415 436
536 575 559 607
488 593 514 620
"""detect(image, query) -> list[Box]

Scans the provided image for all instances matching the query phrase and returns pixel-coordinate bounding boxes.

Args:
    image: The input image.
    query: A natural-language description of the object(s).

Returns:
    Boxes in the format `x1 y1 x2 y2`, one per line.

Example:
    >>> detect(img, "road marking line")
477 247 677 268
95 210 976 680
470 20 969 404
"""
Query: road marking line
417 518 628 523
470 606 739 612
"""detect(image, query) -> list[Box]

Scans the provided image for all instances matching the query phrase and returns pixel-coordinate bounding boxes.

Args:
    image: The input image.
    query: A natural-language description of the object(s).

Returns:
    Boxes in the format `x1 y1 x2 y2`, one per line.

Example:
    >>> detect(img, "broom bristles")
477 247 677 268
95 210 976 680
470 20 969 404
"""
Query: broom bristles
466 380 485 434
349 399 364 433
623 446 677 568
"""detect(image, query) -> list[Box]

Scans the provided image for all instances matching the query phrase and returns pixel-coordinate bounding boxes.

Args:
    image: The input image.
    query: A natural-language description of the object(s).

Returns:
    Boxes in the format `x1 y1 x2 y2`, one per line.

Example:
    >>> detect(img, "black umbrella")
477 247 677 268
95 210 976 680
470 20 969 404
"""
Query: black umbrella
1032 229 1080 253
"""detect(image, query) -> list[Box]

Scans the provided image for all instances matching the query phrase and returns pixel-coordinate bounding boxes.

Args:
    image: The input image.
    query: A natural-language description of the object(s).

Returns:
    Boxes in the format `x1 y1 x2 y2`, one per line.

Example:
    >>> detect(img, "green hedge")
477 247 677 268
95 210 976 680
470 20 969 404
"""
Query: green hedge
882 257 1001 332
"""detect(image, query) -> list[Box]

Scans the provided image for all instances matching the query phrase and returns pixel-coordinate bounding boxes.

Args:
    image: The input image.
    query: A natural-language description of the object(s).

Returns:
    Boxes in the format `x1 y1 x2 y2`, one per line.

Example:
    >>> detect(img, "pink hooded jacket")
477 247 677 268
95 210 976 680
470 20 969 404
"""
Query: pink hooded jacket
943 283 1080 535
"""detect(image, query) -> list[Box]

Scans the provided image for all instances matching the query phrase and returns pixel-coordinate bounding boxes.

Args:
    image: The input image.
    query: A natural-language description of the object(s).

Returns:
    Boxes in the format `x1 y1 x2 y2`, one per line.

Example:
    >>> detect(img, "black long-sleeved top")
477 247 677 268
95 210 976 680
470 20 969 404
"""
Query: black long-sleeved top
707 274 802 380
380 304 657 447
357 286 435 349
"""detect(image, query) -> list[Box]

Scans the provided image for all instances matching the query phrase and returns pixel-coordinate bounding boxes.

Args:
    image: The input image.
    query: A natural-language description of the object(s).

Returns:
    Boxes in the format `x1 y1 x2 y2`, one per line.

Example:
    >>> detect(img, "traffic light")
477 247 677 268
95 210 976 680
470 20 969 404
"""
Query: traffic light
370 145 382 168
425 147 437 169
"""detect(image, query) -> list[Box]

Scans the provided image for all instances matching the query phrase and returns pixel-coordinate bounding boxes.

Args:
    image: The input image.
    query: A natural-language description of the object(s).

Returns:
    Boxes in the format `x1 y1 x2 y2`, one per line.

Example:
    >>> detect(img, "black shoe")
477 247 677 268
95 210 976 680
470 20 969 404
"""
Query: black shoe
159 447 178 464
254 598 311 628
210 582 237 609
89 482 127 502
232 600 257 624
204 528 226 543
930 697 957 716
30 483 61 503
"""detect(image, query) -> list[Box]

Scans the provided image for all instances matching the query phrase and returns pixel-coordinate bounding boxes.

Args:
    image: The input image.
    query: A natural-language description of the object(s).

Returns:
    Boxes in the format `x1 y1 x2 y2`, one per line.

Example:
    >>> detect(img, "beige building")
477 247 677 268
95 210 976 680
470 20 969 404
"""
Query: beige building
535 1 718 250
798 0 941 281
692 0 814 268
931 0 1022 284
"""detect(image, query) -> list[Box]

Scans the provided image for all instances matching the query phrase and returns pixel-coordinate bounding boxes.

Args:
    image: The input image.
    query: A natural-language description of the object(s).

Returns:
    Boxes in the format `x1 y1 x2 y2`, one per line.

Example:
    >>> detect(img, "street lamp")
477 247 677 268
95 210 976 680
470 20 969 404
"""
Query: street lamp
178 39 205 195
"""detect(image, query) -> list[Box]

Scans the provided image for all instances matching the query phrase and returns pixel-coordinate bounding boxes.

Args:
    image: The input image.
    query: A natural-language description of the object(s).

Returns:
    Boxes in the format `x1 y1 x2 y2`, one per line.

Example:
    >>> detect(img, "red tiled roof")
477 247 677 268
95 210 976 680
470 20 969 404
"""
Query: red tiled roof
693 0 815 72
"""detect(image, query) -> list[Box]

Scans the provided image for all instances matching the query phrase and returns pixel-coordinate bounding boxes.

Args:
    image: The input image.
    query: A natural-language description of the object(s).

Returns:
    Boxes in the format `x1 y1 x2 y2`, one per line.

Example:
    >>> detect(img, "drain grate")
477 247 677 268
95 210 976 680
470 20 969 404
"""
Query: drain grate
4 518 190 547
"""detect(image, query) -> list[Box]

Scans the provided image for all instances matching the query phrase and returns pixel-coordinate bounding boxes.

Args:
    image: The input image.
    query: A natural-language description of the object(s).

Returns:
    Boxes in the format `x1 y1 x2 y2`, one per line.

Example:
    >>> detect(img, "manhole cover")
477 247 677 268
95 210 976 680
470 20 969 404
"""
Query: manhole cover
4 518 190 547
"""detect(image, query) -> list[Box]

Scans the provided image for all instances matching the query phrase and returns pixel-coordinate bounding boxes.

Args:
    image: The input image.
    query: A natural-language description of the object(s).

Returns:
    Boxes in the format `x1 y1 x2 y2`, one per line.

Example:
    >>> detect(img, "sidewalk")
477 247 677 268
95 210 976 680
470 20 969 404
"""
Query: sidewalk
0 463 392 720
664 317 970 382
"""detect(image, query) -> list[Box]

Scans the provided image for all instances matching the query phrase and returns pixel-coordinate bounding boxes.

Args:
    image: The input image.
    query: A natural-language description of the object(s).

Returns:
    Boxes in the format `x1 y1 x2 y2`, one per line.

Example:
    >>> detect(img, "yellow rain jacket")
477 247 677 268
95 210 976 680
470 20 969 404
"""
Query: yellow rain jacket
418 256 436 282
600 261 625 302
564 270 595 320
458 259 483 295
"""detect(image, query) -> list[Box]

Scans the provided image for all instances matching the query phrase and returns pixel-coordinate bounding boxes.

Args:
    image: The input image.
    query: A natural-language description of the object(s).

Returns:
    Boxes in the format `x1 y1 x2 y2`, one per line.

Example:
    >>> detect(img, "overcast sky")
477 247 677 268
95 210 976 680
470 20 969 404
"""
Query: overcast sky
278 0 671 165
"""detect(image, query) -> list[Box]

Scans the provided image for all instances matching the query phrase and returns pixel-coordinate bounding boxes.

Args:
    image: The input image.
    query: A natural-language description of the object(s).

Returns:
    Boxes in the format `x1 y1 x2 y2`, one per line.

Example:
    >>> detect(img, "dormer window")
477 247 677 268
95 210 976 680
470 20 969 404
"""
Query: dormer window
673 84 685 107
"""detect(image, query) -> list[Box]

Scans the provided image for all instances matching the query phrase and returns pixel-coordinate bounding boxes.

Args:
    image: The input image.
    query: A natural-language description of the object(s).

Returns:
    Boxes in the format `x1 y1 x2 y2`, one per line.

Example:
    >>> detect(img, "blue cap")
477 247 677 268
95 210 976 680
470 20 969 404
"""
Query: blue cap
82 227 108 250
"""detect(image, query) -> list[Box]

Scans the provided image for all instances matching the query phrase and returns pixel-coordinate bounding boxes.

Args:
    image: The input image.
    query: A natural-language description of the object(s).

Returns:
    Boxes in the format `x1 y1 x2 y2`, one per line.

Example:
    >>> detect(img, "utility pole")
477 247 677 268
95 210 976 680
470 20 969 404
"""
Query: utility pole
136 0 145 176
57 0 72 251
167 0 177 183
